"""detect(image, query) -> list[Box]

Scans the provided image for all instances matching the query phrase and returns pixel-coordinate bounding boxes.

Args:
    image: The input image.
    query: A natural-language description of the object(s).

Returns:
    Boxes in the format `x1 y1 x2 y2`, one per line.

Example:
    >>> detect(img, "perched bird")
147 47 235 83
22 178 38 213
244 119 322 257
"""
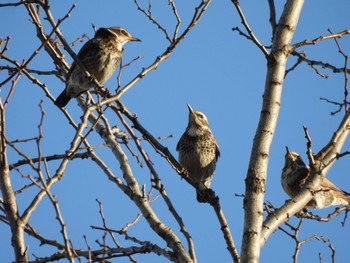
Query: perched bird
55 26 140 107
176 104 220 203
281 147 350 209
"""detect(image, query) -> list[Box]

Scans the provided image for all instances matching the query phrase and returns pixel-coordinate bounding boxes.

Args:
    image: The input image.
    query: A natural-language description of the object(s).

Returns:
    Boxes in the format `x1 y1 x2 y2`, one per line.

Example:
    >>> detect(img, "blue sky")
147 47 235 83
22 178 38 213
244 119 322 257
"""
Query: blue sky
1 0 350 262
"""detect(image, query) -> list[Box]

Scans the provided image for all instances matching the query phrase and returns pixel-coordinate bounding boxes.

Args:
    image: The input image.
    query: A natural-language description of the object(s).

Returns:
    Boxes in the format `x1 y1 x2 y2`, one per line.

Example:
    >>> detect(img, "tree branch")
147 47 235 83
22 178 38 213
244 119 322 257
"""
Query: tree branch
114 101 240 262
77 99 193 262
292 29 350 50
261 111 350 246
231 0 269 57
240 1 304 262
0 99 28 261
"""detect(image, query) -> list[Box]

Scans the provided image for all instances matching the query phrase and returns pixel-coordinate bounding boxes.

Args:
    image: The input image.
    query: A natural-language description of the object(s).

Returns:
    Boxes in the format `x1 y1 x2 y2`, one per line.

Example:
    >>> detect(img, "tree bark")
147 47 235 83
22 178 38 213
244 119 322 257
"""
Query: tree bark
240 1 304 262
261 111 350 245
0 101 28 262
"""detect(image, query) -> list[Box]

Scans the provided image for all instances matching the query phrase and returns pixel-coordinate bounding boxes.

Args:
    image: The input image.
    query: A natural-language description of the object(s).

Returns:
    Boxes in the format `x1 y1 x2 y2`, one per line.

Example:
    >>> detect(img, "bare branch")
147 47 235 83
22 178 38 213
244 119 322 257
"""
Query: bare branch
267 0 276 37
320 97 349 115
291 50 350 75
297 206 349 222
115 0 212 98
241 1 304 261
133 0 172 42
9 152 90 170
114 106 197 262
0 0 39 7
231 0 269 57
0 65 61 76
76 99 193 262
281 218 332 263
292 29 350 50
168 0 181 40
31 244 171 262
329 29 349 113
302 126 316 165
0 100 28 261
261 111 350 246
265 203 337 262
113 102 240 263
116 55 143 93
46 190 74 262
285 53 304 77
95 199 138 263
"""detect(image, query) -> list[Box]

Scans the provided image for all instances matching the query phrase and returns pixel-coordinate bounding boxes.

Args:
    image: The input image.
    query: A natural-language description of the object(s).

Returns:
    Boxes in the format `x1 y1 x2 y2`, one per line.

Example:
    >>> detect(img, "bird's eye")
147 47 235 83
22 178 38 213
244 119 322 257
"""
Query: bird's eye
120 29 128 36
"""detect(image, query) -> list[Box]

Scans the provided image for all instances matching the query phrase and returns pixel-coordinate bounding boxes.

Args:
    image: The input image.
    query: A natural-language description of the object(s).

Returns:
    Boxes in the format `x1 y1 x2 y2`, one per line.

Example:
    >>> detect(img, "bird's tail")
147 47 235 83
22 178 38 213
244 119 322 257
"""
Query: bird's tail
340 190 350 204
55 89 71 107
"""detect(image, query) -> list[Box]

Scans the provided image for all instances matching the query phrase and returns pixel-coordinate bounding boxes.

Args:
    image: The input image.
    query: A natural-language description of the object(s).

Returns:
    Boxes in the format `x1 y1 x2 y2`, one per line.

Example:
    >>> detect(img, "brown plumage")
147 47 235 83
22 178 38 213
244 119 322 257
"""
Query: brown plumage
55 26 140 107
176 104 220 202
281 147 350 209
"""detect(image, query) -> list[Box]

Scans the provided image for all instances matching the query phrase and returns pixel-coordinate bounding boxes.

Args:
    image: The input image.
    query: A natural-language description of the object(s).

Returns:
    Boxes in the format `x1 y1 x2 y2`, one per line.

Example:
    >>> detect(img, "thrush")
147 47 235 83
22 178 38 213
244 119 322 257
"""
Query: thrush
281 147 350 209
55 27 140 107
176 104 220 203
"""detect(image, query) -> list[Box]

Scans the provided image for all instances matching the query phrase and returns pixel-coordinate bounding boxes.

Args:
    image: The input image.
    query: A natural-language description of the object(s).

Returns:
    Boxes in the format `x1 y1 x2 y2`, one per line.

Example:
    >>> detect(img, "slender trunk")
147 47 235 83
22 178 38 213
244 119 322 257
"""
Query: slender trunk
0 100 28 262
240 1 304 262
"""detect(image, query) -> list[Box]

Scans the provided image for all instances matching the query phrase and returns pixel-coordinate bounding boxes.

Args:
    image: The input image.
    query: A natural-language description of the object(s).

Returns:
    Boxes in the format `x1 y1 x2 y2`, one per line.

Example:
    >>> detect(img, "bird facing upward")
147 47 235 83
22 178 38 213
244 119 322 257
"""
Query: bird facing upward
281 147 350 209
176 104 220 203
55 26 140 107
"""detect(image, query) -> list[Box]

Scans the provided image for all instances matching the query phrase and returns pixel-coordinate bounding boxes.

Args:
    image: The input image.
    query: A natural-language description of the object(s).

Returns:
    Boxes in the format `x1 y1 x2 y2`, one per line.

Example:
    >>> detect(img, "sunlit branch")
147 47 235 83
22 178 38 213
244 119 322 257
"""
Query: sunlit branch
113 102 240 262
115 108 197 261
0 97 28 262
77 98 193 262
95 199 138 262
261 111 350 246
46 189 74 262
292 29 350 50
168 0 181 40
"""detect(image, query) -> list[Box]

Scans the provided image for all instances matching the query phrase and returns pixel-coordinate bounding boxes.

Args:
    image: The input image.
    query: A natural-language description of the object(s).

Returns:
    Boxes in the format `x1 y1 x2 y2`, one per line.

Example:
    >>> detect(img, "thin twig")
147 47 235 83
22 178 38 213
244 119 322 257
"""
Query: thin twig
267 0 276 37
303 126 315 165
292 29 350 50
291 50 350 75
114 102 240 262
231 0 269 57
328 29 349 113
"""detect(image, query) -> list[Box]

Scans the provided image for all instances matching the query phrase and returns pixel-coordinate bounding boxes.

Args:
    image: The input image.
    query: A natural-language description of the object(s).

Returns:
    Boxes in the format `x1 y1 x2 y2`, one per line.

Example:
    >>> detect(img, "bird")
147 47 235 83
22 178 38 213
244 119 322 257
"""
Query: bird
281 147 350 209
55 26 140 107
176 104 220 203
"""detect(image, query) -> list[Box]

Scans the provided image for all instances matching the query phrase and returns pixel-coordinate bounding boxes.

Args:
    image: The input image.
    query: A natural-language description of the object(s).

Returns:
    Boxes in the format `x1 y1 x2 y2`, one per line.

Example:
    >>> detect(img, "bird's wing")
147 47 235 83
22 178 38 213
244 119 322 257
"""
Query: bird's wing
66 38 100 79
215 138 220 158
176 133 186 152
322 178 350 196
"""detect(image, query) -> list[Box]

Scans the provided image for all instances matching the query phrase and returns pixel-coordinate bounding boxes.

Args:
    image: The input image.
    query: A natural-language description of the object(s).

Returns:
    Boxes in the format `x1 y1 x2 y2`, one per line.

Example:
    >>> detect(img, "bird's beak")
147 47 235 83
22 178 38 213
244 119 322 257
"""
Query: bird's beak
187 103 194 114
129 36 141 42
285 146 290 154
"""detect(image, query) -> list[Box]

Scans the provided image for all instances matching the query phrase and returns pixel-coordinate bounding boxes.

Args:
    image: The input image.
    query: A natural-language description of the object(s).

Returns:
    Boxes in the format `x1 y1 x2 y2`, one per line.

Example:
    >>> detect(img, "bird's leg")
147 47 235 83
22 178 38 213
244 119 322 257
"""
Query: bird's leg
179 168 189 180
